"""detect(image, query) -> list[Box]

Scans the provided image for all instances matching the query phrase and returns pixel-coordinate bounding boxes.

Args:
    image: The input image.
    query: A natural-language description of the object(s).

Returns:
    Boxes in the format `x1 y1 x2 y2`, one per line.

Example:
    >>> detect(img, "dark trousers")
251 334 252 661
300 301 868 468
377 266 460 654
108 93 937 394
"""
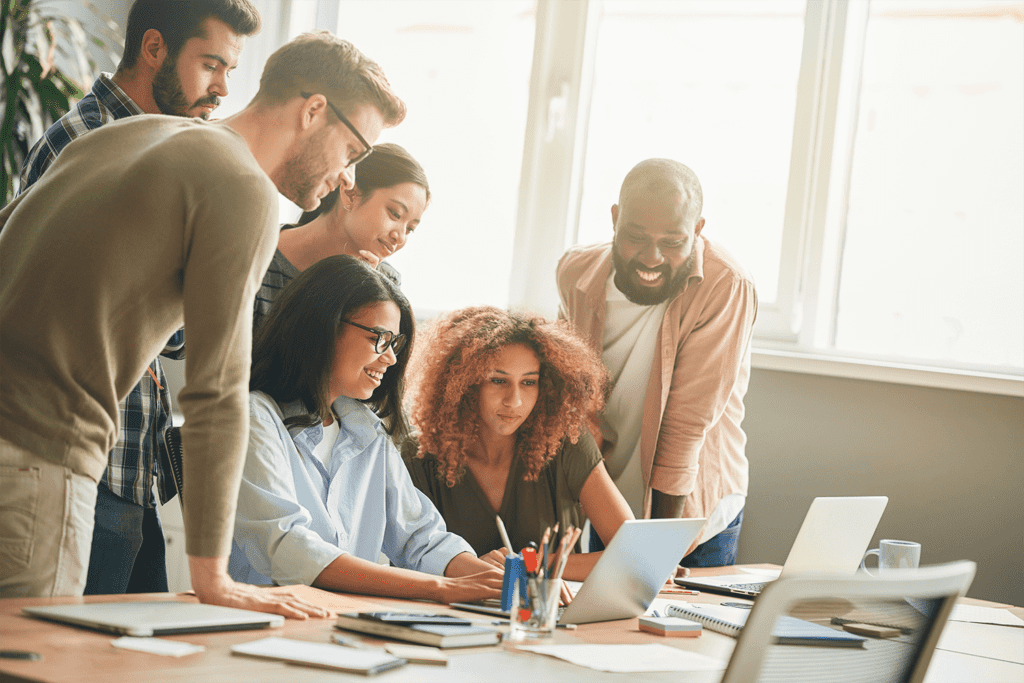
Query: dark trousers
590 508 744 567
84 481 168 594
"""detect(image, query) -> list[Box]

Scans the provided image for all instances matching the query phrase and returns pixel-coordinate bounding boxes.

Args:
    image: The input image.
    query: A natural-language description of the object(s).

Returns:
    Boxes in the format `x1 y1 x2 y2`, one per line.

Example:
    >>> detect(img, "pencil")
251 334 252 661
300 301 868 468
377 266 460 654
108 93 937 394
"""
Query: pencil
495 515 514 555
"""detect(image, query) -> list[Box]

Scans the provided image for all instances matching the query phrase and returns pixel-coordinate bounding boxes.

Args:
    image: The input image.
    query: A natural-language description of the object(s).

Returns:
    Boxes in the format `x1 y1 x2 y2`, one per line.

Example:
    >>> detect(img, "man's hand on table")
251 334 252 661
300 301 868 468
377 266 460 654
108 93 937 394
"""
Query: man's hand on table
188 556 330 619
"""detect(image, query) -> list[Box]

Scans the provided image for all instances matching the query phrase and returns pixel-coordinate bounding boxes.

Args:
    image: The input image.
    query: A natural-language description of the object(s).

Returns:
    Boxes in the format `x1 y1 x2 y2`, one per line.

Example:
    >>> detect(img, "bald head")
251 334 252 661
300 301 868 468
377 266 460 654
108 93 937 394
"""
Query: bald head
619 158 703 225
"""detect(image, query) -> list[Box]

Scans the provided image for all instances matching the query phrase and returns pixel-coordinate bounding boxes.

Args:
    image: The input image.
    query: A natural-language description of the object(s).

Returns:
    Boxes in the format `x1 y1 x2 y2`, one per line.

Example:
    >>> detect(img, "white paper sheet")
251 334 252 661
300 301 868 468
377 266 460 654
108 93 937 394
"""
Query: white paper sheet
516 643 727 673
950 605 1024 627
111 637 205 658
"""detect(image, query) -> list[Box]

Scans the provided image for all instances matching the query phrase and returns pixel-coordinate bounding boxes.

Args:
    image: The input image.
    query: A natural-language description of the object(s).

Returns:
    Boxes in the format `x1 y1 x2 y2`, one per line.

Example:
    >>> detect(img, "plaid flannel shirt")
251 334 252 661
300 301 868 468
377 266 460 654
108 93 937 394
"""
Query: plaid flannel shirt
19 73 183 506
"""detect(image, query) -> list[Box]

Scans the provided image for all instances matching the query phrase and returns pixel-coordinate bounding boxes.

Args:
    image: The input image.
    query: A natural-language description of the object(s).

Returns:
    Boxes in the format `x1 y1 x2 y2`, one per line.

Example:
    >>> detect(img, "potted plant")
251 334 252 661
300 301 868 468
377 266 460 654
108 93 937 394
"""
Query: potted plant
1 0 118 202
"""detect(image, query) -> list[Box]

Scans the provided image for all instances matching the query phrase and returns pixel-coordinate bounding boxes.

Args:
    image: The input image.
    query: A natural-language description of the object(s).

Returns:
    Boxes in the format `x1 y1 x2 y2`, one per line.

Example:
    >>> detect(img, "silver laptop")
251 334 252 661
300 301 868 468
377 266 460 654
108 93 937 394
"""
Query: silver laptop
675 496 888 598
22 601 285 636
452 517 706 625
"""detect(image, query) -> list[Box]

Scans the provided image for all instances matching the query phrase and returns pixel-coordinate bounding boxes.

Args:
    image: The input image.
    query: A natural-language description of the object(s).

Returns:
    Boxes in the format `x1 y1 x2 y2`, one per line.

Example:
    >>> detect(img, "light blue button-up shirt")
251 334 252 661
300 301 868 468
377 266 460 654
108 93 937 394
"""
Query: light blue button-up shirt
229 391 474 586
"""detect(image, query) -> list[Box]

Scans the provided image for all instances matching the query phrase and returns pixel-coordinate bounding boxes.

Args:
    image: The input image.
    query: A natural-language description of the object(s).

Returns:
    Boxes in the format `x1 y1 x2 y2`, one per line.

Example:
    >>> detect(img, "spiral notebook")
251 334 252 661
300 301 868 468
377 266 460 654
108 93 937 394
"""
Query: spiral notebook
665 603 866 648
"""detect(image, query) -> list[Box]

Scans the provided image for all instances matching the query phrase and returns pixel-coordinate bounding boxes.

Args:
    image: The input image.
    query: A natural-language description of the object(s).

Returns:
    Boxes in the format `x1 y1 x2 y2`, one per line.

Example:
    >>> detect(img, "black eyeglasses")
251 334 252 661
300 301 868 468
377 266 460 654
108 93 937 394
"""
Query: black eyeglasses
342 320 406 355
300 91 373 167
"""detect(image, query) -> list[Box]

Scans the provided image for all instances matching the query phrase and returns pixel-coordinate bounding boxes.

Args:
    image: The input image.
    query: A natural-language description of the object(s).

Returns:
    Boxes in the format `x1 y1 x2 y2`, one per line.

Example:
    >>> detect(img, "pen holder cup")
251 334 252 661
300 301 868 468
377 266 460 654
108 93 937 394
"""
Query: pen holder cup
509 576 560 639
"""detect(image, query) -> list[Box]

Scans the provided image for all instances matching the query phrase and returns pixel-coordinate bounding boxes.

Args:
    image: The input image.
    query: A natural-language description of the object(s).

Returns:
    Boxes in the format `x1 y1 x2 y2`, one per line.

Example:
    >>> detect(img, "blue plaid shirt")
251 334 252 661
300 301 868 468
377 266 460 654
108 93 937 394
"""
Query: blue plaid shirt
19 73 183 506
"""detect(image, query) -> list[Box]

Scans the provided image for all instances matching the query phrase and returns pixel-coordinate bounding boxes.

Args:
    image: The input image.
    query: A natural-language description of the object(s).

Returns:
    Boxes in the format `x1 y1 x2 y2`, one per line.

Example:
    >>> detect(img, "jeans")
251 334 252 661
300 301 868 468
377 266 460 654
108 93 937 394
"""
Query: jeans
84 481 168 594
679 508 744 568
589 508 744 568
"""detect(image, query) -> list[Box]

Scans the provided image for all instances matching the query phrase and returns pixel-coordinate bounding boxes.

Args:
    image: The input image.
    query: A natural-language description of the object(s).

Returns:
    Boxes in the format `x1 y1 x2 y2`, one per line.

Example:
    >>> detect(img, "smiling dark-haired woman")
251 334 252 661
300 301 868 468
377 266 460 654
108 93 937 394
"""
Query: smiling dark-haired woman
229 256 502 603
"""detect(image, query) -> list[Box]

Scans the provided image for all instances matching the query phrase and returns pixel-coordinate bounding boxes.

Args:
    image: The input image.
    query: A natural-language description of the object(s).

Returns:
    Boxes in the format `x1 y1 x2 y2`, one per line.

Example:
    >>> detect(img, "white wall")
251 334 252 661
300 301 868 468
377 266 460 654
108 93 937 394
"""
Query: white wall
740 369 1024 607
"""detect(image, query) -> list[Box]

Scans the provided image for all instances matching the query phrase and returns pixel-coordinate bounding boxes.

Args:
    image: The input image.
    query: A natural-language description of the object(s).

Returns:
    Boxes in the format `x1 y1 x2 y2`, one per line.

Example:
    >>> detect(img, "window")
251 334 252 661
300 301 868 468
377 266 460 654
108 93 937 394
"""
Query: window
831 0 1024 371
576 0 807 306
236 0 1022 393
327 1 537 312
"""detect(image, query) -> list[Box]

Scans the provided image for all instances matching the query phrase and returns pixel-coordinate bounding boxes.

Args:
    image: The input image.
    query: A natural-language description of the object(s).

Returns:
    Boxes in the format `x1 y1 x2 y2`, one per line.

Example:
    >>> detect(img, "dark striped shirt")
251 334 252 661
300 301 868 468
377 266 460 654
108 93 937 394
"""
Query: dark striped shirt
253 243 401 336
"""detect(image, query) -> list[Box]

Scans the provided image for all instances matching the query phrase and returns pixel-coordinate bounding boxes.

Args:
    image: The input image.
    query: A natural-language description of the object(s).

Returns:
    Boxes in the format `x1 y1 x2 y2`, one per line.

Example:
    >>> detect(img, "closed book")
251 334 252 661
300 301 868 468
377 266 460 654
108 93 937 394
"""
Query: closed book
231 637 407 675
335 613 501 649
665 602 866 648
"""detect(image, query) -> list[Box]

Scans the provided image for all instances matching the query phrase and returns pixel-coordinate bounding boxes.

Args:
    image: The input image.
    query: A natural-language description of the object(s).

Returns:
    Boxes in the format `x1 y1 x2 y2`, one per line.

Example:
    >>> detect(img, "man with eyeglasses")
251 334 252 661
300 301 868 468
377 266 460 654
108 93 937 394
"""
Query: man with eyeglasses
0 31 404 619
14 0 262 601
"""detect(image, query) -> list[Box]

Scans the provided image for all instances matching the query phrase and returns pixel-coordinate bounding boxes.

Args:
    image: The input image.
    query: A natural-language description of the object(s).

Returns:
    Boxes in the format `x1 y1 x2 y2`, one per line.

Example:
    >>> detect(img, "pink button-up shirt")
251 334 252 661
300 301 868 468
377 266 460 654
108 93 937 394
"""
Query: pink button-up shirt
557 236 757 551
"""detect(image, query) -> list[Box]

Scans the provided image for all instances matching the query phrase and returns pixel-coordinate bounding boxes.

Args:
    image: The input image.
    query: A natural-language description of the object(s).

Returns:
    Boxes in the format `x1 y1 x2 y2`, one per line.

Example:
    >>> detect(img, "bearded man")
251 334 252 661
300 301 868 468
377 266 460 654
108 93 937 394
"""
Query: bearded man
557 158 758 568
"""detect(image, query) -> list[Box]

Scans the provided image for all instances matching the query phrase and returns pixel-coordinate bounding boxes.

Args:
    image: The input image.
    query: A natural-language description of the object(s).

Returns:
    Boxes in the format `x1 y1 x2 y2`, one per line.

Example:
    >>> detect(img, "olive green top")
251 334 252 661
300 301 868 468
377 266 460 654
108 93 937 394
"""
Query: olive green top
401 433 602 555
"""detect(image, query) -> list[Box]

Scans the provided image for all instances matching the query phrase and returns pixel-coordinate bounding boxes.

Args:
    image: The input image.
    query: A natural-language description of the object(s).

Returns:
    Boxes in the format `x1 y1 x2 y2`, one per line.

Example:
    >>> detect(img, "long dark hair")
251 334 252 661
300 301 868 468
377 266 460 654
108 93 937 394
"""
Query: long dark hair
296 142 430 226
250 255 413 438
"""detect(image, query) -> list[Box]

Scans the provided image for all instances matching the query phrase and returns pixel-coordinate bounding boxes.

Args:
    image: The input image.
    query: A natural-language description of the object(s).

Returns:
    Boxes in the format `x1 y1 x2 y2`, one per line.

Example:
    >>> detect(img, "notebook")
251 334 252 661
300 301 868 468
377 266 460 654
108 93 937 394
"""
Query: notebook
675 496 888 598
334 613 500 648
451 517 707 625
232 637 407 675
665 602 866 647
22 601 284 637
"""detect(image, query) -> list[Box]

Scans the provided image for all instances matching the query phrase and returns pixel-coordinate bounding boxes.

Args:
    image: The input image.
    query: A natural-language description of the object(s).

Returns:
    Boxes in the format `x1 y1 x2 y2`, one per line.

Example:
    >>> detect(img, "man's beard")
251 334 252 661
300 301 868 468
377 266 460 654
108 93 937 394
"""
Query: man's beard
612 246 695 306
152 56 220 119
278 128 331 211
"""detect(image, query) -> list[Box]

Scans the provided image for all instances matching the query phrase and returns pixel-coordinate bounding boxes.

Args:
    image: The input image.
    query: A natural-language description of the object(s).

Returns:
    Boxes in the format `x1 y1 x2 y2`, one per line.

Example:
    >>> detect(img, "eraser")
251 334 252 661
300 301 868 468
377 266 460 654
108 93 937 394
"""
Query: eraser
841 622 902 638
638 616 702 637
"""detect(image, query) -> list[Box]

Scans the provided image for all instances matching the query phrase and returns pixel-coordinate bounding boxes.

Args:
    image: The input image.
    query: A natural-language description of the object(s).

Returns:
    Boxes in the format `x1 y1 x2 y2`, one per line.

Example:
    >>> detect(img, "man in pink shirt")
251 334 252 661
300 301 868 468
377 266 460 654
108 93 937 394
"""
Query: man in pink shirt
557 158 757 566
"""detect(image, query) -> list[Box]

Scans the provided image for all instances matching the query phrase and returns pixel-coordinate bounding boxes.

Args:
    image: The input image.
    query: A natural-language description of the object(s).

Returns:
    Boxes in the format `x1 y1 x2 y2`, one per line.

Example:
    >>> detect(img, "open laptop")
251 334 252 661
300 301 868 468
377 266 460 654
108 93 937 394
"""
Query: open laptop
22 601 285 636
675 496 888 598
451 517 706 625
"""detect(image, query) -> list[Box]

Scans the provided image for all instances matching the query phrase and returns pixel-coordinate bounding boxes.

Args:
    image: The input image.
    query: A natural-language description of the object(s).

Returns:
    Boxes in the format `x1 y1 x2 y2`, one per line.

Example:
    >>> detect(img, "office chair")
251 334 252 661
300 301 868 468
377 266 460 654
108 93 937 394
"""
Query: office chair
721 560 976 683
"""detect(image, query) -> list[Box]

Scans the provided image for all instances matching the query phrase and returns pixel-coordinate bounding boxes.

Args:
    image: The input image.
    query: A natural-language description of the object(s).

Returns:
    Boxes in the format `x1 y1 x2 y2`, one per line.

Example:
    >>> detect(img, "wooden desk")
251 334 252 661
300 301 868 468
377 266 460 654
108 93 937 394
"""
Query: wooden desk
1 567 1020 683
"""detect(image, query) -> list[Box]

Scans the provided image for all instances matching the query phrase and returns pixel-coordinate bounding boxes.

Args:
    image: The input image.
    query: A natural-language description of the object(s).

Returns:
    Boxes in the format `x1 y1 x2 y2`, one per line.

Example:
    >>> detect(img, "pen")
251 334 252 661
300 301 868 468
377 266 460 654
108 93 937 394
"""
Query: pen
677 589 701 595
490 620 576 630
331 633 375 650
495 515 514 555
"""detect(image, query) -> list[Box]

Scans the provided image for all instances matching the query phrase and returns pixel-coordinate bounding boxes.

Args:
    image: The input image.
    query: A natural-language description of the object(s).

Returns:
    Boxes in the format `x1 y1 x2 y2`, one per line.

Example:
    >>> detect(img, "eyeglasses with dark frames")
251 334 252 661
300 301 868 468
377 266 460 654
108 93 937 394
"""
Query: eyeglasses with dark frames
342 319 406 355
300 91 373 167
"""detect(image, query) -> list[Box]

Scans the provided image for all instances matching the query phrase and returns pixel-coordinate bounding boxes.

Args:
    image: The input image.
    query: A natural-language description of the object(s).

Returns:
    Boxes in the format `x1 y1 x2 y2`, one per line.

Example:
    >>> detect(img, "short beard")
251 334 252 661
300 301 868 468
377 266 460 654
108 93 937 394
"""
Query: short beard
152 55 219 119
278 128 331 211
612 246 695 306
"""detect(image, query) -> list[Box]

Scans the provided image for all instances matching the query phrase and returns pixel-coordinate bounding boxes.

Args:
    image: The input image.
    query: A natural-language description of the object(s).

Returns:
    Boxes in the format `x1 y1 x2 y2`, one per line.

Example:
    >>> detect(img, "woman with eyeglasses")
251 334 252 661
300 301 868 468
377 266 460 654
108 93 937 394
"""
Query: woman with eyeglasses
228 256 503 603
253 142 430 334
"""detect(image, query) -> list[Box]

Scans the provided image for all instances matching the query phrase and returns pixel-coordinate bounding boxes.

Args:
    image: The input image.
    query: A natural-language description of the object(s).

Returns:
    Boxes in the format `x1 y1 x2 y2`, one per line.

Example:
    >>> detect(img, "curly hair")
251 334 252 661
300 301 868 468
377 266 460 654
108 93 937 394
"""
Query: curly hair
406 306 608 487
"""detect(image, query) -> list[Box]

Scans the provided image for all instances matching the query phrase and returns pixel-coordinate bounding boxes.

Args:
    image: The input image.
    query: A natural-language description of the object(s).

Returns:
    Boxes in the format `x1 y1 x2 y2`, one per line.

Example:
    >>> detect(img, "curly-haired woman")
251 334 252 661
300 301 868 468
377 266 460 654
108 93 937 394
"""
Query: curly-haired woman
402 306 634 581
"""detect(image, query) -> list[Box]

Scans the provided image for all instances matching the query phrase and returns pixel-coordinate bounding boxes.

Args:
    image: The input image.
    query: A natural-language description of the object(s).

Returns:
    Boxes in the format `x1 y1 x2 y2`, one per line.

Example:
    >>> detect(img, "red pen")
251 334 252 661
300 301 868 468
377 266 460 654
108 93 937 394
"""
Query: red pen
521 546 538 574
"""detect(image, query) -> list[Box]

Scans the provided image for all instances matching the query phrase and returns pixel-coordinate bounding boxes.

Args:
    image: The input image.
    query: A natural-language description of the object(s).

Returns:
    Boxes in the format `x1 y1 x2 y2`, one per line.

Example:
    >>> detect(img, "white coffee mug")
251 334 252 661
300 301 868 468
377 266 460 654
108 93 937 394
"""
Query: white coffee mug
861 539 921 576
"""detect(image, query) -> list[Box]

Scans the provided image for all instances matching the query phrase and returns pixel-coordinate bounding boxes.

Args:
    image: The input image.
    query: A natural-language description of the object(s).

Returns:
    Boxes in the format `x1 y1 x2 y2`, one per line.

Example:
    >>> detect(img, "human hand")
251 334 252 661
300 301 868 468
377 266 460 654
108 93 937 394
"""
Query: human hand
188 555 329 619
558 579 573 606
355 249 382 268
479 548 508 570
437 566 504 604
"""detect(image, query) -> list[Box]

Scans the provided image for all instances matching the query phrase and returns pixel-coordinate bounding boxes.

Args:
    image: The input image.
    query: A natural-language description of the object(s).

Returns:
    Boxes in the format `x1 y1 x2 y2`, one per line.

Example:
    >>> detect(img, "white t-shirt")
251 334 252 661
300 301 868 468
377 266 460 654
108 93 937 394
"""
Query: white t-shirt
600 272 668 518
600 272 744 539
311 419 340 469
